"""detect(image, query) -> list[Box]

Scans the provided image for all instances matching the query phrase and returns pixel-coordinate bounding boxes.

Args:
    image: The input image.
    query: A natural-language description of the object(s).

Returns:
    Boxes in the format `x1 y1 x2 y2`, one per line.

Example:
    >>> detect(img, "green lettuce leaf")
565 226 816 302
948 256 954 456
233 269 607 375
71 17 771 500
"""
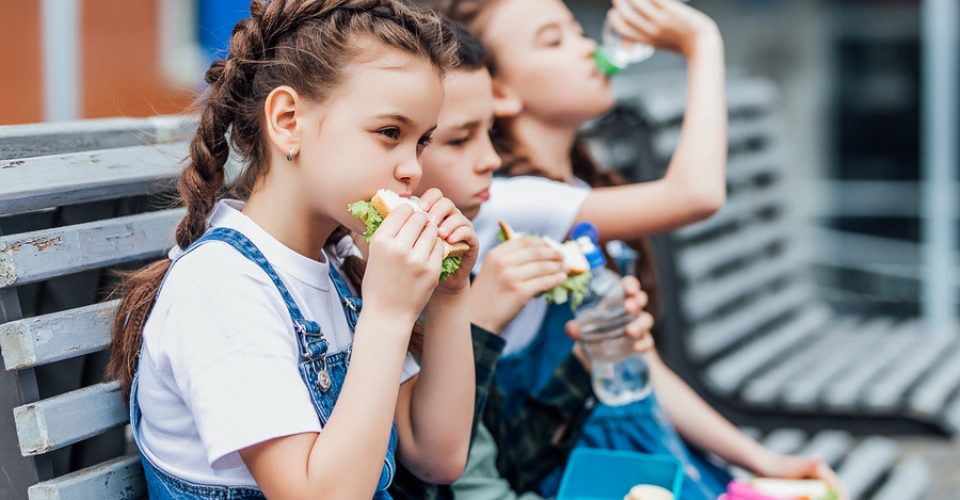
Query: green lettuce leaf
347 200 383 241
440 255 462 281
545 271 592 310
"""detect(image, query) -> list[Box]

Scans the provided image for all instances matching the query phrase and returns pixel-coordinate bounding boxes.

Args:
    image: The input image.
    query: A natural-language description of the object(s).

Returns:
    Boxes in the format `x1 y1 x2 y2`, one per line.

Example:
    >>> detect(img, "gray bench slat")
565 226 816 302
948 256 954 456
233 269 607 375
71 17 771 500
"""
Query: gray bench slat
759 428 806 455
782 318 898 410
862 335 955 412
0 141 187 216
652 115 779 160
726 147 784 186
27 454 144 500
689 282 814 360
0 301 118 370
679 221 789 280
780 318 892 410
942 395 960 434
908 343 960 418
683 248 803 321
794 430 853 468
14 381 126 456
632 77 779 128
820 323 921 412
741 318 860 405
675 181 785 241
705 306 829 394
869 455 931 500
0 116 188 161
837 437 900 500
0 209 182 289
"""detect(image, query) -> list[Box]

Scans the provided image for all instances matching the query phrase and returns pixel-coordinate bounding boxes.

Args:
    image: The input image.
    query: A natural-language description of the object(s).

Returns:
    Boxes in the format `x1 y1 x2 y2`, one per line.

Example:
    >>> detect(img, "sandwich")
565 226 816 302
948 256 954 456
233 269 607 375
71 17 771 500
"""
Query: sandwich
497 220 593 309
725 479 838 500
348 189 470 281
624 484 675 500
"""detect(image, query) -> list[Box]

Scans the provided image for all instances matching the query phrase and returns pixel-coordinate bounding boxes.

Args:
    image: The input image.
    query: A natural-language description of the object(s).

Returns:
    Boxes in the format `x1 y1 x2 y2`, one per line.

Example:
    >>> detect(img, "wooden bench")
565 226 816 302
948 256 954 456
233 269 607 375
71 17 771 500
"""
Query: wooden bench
0 116 194 498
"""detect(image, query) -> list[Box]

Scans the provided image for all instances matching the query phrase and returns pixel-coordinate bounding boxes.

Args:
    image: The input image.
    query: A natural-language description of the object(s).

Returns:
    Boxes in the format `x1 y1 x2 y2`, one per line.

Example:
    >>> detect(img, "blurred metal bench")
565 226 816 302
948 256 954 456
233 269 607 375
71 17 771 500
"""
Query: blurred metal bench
0 116 193 498
594 71 960 434
585 71 944 499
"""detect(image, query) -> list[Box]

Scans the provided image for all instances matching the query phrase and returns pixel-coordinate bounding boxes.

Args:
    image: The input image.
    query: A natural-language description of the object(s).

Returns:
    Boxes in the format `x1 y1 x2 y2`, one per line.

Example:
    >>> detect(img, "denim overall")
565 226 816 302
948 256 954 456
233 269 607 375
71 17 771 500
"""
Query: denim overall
130 227 398 499
494 303 732 500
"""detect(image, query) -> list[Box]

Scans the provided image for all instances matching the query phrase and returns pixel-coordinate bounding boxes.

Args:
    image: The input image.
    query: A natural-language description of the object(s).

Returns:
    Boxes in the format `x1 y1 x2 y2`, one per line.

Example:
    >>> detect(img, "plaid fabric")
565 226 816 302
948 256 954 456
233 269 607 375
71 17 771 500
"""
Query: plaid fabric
391 326 595 499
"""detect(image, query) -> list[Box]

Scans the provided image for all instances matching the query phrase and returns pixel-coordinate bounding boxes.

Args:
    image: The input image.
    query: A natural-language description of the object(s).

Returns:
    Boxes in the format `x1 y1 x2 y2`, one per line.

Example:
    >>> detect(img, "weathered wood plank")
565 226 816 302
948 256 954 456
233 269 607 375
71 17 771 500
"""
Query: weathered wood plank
870 455 931 500
0 142 187 216
0 301 118 370
836 437 900 500
27 454 145 500
0 209 182 289
908 344 960 418
14 382 126 457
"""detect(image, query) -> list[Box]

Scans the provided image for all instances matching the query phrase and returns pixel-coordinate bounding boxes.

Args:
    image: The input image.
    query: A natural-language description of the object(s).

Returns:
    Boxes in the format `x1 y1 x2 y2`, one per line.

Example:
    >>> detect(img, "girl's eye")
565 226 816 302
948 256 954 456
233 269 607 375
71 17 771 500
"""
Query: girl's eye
378 127 401 140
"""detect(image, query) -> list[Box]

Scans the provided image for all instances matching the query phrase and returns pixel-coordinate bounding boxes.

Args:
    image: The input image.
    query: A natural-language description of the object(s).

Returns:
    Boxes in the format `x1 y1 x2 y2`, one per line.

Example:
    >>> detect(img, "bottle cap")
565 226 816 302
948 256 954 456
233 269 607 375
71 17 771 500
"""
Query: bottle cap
594 50 623 76
571 222 606 270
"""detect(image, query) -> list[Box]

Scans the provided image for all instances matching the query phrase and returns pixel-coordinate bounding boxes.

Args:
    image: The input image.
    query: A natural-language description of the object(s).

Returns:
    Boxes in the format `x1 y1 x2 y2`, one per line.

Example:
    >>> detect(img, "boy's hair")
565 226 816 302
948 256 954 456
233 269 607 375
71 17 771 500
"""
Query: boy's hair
449 19 487 71
107 0 459 400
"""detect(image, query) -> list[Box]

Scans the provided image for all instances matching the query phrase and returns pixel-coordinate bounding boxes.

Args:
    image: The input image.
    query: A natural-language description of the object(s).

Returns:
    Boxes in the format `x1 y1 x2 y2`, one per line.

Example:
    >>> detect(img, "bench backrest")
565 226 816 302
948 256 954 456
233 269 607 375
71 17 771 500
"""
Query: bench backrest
0 116 194 499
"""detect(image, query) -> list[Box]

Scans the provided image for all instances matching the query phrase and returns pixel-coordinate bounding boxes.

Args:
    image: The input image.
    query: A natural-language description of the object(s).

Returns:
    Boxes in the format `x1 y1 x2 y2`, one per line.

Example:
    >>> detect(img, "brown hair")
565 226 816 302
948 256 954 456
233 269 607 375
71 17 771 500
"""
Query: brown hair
440 0 661 312
107 0 459 399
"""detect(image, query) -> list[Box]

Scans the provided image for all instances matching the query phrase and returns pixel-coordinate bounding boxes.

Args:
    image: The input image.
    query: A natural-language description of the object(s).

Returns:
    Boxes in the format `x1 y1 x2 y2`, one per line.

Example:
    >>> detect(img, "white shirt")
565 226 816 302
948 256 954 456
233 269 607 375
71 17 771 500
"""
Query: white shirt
472 176 590 355
136 200 419 487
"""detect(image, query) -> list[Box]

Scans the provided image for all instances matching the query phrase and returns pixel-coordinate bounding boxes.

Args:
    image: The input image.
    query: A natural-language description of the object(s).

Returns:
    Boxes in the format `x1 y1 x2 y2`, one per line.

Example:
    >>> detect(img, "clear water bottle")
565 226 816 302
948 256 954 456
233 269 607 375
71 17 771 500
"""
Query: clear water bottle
571 223 652 406
594 0 691 76
594 18 655 76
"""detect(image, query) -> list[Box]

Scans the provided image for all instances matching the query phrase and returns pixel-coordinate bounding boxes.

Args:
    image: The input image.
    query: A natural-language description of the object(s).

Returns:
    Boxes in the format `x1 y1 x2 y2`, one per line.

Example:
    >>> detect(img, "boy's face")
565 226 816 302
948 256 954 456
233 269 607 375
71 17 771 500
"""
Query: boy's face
417 68 501 219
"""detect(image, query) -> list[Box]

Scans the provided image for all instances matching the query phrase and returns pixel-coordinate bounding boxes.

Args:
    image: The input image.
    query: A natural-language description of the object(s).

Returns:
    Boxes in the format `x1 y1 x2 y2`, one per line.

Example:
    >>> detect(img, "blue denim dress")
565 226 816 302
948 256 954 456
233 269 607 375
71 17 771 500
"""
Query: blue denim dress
494 303 731 500
130 227 398 499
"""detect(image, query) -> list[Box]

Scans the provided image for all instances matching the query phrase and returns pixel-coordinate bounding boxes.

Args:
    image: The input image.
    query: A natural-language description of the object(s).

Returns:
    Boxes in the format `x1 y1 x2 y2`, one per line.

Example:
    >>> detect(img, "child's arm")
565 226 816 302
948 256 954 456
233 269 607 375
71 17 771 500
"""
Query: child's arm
647 353 849 499
394 189 478 483
240 205 444 498
577 0 728 240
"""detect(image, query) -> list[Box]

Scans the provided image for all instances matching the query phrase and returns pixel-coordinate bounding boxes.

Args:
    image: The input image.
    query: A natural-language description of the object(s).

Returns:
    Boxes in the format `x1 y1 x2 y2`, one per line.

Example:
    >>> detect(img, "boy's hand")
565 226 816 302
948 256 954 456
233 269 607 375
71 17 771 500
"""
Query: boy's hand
608 0 721 59
753 454 849 500
470 238 567 334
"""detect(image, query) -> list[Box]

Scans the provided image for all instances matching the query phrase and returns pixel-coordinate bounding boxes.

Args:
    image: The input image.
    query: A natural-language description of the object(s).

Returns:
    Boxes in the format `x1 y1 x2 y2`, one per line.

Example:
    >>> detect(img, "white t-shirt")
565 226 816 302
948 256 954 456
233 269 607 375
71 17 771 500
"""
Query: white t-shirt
472 176 590 355
136 199 419 487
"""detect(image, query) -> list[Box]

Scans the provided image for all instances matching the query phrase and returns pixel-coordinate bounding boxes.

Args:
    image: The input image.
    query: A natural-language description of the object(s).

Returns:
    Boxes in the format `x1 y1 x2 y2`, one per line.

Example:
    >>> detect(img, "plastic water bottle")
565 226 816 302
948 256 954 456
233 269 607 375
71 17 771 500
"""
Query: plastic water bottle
571 223 652 406
594 18 655 76
594 0 691 76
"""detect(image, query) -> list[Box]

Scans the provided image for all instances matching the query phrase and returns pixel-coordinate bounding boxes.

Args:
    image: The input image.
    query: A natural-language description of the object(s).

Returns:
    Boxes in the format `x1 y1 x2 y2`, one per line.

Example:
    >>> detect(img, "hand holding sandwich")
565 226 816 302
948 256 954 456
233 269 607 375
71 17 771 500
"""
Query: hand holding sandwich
417 188 479 295
470 237 569 334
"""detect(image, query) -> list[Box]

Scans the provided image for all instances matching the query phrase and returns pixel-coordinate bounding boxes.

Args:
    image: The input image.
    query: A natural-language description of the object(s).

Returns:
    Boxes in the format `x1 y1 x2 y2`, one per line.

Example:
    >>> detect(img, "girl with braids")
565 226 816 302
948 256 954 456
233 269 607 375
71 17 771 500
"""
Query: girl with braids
438 1 847 499
106 1 477 498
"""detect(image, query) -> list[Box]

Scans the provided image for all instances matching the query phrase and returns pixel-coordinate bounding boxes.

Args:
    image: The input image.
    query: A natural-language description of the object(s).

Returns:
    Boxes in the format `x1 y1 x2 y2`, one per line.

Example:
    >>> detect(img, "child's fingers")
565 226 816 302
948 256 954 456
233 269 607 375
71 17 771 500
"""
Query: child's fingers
503 239 564 266
394 210 429 248
525 272 569 296
625 312 655 337
375 204 415 239
565 320 583 341
612 0 657 37
428 237 445 270
621 276 641 296
625 0 662 25
632 335 655 354
446 225 477 248
623 291 649 315
412 218 439 261
513 260 566 282
418 188 444 211
427 197 457 230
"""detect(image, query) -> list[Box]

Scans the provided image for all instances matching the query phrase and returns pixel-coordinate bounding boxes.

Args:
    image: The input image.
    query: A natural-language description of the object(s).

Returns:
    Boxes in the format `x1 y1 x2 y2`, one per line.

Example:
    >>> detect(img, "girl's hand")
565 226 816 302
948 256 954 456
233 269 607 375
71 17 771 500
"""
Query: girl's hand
566 276 655 365
418 188 480 294
363 204 444 324
608 0 721 59
754 454 849 500
470 238 568 334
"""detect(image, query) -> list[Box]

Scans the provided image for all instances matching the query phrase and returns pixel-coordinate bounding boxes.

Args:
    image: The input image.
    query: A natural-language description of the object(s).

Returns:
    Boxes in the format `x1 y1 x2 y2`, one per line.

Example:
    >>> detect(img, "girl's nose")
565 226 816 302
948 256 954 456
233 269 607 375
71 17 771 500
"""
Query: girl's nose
395 156 423 190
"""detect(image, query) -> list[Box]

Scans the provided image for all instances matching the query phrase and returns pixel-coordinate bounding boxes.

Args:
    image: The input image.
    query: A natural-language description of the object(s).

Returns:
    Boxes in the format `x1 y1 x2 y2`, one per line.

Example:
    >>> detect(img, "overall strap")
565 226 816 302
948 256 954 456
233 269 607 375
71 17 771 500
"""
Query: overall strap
328 265 362 331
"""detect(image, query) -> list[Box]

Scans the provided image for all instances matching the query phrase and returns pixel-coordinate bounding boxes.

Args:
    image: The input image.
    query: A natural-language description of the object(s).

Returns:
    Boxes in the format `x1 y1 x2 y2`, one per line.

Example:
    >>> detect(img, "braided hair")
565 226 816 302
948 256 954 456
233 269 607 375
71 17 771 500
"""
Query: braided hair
107 0 459 399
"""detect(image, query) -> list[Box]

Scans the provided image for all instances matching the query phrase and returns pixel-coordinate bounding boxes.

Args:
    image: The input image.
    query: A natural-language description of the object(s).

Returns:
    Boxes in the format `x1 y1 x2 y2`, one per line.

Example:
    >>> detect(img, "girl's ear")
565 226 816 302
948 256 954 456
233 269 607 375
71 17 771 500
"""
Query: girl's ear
264 85 304 159
491 79 523 118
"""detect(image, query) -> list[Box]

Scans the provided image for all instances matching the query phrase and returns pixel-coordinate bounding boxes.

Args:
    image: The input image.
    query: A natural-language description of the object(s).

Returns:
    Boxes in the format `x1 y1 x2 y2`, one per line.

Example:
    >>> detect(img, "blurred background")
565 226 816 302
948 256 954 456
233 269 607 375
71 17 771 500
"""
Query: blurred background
0 0 958 498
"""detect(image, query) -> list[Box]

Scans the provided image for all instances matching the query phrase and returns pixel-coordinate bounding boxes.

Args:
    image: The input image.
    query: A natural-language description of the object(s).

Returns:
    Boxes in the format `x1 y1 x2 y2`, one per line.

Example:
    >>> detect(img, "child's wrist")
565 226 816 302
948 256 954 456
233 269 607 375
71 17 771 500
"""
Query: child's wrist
684 25 723 59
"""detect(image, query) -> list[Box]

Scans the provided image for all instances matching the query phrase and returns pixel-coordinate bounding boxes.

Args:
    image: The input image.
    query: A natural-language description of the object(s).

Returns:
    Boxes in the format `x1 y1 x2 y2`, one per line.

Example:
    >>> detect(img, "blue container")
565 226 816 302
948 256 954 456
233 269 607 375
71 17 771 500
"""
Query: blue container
558 449 683 500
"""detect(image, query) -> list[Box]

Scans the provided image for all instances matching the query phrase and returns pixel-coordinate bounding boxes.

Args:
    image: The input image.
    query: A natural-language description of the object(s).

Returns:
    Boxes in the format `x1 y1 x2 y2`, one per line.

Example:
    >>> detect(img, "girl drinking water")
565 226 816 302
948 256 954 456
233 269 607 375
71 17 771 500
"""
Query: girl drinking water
107 1 476 498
